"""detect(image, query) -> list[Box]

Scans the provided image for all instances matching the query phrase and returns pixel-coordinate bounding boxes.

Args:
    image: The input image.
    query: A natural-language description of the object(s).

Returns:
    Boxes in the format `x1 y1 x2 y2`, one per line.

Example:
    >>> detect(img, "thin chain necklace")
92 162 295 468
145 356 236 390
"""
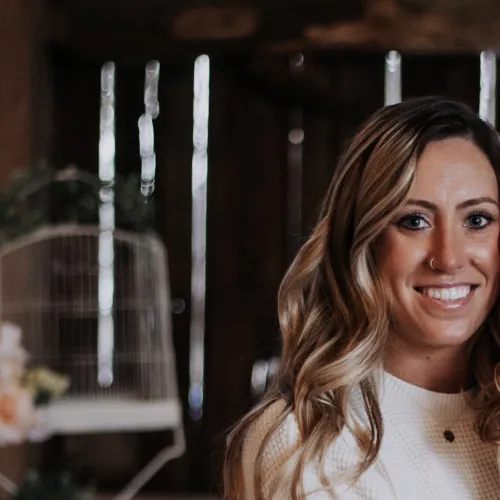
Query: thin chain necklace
383 372 475 443
423 405 472 442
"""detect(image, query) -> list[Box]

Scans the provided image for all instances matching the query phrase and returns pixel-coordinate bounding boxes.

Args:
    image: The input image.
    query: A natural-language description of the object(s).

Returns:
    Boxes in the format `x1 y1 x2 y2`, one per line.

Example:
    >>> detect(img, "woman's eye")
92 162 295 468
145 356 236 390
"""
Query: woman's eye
466 213 493 229
399 215 429 230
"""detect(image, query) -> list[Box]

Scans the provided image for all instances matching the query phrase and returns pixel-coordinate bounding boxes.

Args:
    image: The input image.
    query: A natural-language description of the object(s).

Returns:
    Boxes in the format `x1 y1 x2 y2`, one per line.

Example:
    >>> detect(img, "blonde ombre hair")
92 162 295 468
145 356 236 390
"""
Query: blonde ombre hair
224 96 500 499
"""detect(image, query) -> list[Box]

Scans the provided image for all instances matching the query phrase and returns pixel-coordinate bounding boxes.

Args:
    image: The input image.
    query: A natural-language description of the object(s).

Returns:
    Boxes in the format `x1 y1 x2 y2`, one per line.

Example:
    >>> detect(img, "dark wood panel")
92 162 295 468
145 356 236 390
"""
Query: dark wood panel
51 47 100 171
401 54 480 107
0 0 45 186
201 62 288 491
154 63 196 491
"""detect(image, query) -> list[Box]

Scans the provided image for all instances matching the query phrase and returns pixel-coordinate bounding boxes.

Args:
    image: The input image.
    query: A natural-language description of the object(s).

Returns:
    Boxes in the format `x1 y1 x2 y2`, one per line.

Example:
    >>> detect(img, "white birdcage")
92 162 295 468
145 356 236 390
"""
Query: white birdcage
0 218 185 498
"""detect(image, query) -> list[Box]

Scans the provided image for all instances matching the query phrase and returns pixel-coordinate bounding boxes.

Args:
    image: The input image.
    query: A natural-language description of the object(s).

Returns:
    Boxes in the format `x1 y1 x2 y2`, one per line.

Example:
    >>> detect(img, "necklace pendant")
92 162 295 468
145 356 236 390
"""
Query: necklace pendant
444 430 455 442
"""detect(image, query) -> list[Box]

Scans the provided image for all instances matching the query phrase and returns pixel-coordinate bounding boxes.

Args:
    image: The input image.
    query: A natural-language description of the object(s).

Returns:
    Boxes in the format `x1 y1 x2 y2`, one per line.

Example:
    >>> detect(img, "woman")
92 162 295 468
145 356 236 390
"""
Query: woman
224 96 500 499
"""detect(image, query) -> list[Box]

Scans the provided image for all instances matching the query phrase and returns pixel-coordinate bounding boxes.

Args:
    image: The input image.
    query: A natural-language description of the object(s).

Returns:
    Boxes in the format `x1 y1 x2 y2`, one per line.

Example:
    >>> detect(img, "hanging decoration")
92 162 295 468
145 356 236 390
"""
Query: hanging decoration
385 50 402 106
479 50 496 126
139 60 160 199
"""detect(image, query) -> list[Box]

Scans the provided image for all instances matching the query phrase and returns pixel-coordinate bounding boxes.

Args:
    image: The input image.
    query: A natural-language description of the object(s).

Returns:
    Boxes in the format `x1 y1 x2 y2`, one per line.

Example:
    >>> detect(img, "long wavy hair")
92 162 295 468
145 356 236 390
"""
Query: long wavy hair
224 96 500 500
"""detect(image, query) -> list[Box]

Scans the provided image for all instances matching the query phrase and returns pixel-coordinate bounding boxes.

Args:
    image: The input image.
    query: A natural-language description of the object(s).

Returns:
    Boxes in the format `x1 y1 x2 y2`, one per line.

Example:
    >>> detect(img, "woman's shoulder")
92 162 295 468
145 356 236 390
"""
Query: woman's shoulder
241 397 365 466
240 399 388 499
241 399 301 497
240 399 358 495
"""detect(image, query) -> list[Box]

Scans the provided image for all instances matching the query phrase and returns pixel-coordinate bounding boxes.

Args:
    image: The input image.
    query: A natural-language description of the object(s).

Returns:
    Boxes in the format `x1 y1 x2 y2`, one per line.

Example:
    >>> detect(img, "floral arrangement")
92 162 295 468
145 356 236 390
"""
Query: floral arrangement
0 322 70 446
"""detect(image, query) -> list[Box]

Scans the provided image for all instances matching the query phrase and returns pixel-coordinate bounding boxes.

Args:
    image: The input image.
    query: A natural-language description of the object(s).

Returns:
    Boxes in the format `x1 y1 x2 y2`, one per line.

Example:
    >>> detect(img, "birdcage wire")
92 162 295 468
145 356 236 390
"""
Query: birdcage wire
0 171 184 498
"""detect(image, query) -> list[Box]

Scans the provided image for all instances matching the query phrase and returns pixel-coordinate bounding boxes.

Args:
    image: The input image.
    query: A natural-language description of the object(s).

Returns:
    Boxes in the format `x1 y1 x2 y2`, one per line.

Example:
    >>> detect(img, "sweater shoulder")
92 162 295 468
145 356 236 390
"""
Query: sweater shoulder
241 399 300 498
240 399 365 498
240 399 395 499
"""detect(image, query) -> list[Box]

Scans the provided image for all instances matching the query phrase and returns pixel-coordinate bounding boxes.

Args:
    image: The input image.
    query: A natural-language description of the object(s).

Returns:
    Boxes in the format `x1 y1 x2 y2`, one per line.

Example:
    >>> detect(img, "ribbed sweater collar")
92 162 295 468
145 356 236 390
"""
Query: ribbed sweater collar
380 371 474 417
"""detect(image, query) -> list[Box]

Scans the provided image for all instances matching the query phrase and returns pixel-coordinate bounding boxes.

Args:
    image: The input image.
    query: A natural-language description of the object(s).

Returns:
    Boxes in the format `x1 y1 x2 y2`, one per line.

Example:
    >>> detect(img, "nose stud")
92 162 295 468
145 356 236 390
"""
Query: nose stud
428 257 478 271
428 257 436 271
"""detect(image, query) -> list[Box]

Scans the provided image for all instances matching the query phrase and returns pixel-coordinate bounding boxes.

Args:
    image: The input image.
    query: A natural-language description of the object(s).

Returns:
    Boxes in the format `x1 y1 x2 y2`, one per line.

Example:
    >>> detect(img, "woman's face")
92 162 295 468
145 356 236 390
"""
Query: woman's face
376 137 500 351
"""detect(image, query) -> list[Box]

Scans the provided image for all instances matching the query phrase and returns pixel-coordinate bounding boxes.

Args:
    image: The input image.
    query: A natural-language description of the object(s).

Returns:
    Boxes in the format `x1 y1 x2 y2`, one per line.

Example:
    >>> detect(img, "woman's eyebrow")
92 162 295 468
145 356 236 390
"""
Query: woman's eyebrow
456 197 499 209
406 197 499 210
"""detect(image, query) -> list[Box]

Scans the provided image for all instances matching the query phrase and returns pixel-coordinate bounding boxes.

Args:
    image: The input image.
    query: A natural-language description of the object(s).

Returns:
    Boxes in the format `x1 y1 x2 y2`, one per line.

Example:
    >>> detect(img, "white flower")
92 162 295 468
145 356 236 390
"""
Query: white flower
0 322 28 385
0 323 24 352
0 324 71 444
0 385 36 447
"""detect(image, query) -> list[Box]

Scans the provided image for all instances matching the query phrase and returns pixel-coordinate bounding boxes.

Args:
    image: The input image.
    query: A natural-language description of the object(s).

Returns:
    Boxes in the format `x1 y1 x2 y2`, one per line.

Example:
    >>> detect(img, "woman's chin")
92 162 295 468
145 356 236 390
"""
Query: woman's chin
415 325 476 349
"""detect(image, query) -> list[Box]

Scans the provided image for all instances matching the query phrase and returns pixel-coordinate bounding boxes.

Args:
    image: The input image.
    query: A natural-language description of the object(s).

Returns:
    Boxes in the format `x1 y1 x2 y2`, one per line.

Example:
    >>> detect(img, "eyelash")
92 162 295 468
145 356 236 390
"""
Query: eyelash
467 209 497 230
395 210 497 231
394 212 427 231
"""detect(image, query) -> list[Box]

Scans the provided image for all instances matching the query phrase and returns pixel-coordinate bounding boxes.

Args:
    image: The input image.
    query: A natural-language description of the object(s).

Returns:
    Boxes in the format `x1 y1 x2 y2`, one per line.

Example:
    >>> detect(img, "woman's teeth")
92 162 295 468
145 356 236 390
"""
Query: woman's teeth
420 286 471 301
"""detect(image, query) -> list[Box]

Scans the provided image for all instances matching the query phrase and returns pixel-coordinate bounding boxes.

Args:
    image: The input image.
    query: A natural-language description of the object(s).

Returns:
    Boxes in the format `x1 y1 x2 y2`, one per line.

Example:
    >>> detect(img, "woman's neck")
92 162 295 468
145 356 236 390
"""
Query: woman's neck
384 338 471 393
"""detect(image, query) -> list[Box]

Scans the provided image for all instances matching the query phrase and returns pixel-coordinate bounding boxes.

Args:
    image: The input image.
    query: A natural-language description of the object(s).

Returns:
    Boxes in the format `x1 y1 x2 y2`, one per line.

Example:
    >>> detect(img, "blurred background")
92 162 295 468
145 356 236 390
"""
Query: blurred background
0 0 497 498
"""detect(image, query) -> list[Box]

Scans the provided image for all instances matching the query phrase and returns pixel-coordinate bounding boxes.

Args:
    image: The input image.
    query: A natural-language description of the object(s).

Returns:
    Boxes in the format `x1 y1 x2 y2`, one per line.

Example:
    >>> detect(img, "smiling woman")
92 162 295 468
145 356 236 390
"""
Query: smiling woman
378 137 500 394
224 96 500 499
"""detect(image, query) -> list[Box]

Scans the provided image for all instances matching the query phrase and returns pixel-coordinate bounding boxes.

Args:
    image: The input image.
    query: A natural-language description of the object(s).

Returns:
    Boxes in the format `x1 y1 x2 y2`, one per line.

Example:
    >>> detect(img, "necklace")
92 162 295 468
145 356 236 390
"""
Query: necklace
383 372 475 443
414 397 473 443
434 410 470 442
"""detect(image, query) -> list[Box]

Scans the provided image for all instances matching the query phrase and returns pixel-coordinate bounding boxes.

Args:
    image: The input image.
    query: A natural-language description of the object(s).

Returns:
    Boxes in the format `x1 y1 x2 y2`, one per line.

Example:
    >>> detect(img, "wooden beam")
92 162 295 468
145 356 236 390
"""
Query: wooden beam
273 0 500 53
45 3 362 64
47 0 500 64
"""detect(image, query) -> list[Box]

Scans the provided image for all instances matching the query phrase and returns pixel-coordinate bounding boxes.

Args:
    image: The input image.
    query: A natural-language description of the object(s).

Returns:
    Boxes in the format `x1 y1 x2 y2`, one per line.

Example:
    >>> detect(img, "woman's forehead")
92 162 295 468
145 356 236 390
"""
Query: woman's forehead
410 138 498 202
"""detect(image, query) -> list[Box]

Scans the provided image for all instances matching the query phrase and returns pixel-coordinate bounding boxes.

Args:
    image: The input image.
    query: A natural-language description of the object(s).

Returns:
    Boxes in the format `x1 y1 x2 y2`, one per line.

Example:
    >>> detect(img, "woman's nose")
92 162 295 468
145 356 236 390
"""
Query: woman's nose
430 225 467 273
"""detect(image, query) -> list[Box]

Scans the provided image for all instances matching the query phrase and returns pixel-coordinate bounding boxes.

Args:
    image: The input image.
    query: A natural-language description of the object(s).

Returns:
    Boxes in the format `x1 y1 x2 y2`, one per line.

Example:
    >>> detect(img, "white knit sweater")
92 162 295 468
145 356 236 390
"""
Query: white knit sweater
241 373 500 499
